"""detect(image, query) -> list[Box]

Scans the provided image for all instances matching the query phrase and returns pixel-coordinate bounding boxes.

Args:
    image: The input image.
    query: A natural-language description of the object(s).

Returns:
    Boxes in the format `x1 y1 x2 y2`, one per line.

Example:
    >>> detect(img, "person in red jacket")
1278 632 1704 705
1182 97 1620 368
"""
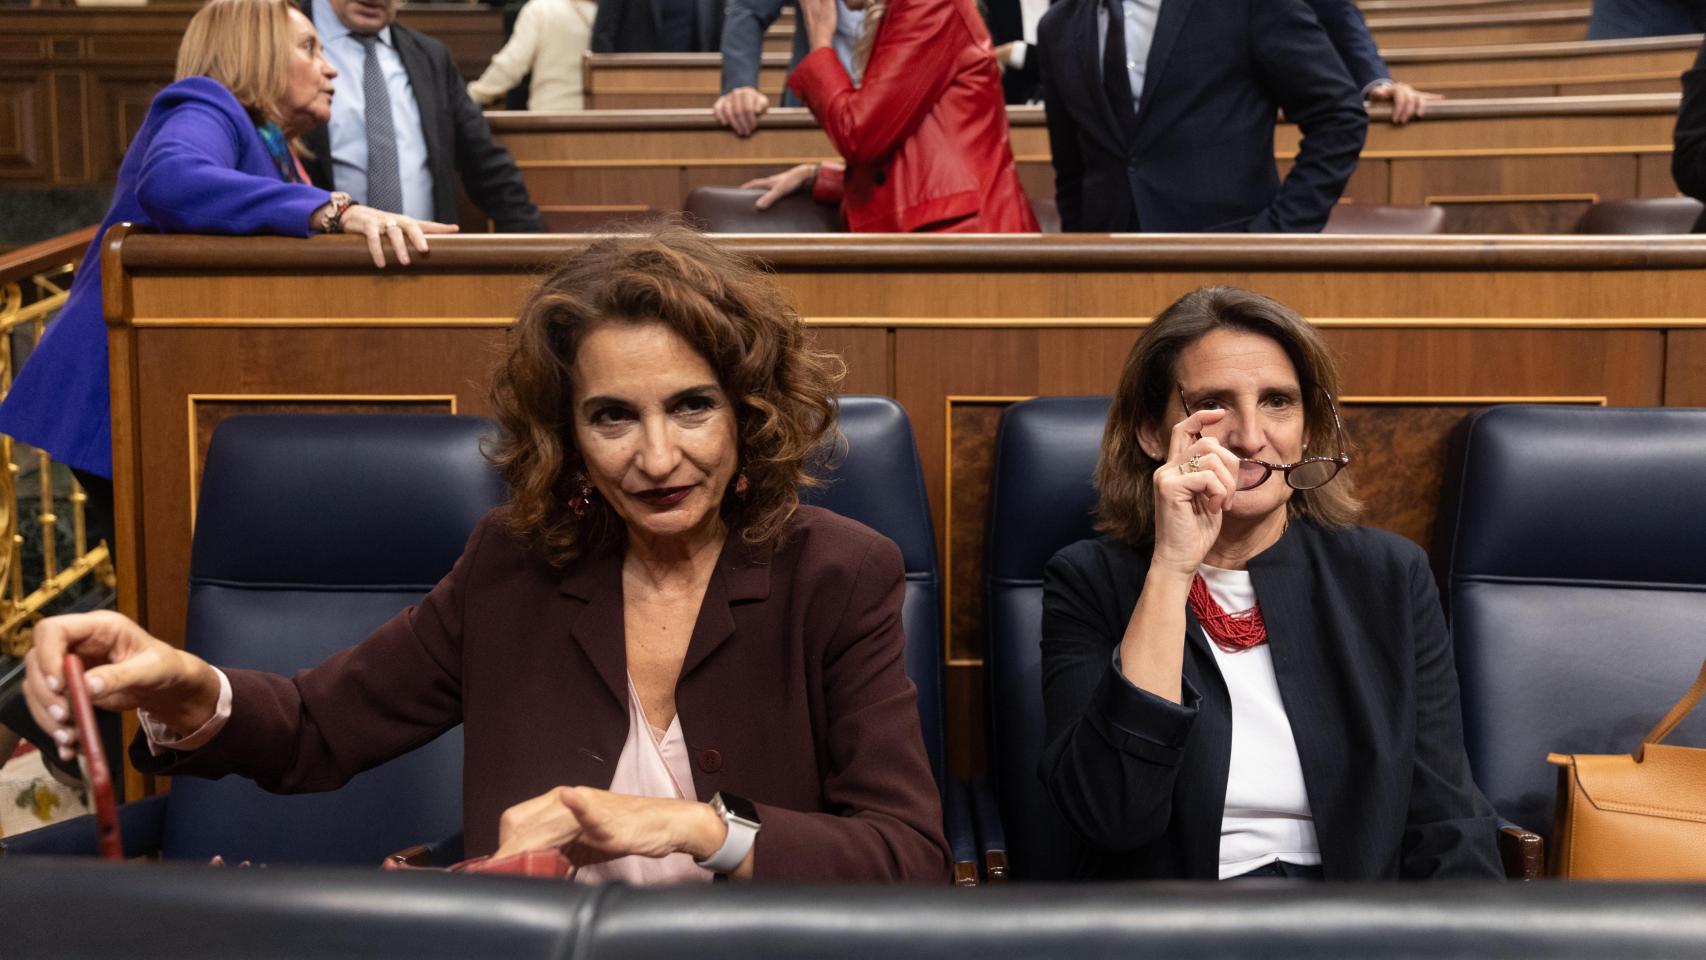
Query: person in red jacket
743 0 1039 232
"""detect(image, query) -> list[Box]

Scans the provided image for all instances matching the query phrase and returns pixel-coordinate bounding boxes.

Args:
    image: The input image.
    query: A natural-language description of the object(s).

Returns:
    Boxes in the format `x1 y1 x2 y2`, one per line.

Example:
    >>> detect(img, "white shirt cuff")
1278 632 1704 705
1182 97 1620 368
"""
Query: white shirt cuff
1362 78 1393 100
140 667 233 755
1008 41 1029 70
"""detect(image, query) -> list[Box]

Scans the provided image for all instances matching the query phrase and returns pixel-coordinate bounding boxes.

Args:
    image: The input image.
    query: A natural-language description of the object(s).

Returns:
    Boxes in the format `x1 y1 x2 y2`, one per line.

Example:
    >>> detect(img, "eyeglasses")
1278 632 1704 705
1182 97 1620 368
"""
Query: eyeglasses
1177 384 1351 491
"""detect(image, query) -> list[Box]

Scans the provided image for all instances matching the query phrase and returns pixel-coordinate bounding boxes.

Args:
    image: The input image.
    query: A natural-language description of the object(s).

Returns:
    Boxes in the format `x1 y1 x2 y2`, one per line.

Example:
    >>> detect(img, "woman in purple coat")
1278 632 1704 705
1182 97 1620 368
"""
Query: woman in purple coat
0 0 454 545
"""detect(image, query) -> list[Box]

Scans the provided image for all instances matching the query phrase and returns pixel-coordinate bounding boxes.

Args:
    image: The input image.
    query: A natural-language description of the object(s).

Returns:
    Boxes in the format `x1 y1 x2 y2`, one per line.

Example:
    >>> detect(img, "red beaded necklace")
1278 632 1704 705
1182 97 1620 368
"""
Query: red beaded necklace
1187 574 1268 653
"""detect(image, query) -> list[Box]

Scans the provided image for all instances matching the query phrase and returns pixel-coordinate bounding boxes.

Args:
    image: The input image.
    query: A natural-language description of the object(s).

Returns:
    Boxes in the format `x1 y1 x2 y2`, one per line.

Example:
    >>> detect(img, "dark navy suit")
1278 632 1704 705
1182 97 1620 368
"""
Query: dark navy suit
0 78 329 478
1036 0 1367 232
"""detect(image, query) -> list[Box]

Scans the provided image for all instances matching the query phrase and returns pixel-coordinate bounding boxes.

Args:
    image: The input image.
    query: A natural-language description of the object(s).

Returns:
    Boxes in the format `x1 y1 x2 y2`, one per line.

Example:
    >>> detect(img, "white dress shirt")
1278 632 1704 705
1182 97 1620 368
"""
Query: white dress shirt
312 0 434 221
1096 0 1162 107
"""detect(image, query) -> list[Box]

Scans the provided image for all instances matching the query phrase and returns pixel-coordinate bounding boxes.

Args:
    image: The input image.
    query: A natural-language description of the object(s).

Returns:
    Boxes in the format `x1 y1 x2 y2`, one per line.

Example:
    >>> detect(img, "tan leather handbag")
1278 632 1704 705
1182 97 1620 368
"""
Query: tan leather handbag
1546 658 1706 879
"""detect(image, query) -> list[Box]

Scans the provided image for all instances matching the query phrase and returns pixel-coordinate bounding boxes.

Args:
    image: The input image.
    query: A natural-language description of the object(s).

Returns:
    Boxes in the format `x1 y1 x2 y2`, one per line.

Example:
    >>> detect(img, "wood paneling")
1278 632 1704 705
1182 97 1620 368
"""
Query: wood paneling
103 232 1706 784
494 97 1682 230
1665 330 1706 406
0 75 48 182
1386 35 1700 87
1367 8 1591 48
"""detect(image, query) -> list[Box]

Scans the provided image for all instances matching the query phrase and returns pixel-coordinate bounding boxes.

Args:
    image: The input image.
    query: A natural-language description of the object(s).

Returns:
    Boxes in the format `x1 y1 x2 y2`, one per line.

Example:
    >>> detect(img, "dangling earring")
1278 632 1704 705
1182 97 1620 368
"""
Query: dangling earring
734 472 750 497
569 476 595 518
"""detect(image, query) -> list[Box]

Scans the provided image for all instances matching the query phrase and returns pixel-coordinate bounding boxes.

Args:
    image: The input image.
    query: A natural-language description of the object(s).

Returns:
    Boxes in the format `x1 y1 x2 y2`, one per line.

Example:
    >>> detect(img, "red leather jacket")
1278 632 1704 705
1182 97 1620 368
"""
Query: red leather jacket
787 0 1039 233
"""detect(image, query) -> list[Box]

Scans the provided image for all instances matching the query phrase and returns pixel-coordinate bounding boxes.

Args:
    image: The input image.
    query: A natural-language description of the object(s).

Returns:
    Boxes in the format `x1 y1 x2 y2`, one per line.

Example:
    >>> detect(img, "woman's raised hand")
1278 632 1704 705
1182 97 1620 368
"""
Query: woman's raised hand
22 611 221 762
336 205 459 269
494 786 726 866
1149 408 1242 579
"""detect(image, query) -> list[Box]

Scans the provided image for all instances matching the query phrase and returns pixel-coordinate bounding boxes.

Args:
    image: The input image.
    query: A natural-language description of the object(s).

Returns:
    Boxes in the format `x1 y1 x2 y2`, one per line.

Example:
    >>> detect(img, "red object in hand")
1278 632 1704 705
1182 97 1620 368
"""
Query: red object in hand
382 848 573 880
62 654 122 861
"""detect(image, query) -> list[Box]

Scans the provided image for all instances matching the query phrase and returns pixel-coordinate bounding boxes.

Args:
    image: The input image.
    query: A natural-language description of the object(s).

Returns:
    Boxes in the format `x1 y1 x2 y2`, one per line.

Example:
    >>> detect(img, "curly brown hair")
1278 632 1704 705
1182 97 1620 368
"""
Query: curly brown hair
1095 286 1361 546
488 229 845 565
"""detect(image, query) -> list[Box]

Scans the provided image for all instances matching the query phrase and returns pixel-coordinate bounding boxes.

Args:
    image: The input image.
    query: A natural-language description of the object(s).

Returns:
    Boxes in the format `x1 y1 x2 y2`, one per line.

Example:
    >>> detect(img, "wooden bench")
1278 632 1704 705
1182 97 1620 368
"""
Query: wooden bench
490 94 1683 233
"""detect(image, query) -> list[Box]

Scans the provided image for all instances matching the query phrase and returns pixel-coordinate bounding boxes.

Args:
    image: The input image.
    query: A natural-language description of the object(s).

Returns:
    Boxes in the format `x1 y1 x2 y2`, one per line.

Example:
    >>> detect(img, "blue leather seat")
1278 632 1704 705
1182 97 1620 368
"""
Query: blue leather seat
4 415 504 863
1436 405 1706 849
983 396 1111 880
804 396 945 787
802 396 977 881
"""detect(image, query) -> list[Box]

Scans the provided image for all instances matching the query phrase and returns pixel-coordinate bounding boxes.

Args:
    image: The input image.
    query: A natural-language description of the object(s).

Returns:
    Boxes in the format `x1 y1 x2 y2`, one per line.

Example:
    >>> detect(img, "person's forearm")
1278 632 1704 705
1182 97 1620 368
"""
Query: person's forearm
1117 568 1191 702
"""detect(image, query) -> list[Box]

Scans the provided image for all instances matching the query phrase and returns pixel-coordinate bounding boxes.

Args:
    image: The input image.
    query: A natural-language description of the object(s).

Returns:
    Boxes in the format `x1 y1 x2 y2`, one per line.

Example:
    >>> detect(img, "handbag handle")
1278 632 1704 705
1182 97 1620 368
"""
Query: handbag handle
1636 656 1706 761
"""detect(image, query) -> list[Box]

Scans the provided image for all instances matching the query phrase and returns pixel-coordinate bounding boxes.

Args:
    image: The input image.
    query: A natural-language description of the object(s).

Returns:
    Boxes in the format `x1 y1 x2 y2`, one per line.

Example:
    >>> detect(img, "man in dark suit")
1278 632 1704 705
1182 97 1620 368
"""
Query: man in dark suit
1674 35 1706 232
301 0 545 232
1588 0 1706 39
1036 0 1367 233
591 0 723 53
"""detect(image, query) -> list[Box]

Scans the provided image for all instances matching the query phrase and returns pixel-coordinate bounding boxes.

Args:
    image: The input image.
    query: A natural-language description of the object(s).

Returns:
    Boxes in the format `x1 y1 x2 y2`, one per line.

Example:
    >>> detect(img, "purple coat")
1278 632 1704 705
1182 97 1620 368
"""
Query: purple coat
0 77 329 477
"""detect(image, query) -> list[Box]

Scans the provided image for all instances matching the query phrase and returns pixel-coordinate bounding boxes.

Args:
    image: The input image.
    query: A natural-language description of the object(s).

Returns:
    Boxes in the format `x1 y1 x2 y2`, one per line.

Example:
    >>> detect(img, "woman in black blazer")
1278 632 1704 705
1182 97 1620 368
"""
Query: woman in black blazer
1040 286 1502 880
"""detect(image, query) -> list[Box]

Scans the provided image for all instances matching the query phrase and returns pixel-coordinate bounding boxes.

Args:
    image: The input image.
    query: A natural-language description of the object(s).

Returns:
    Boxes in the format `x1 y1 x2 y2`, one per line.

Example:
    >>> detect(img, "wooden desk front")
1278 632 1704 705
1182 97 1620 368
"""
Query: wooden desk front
105 231 1706 785
493 95 1684 233
581 35 1700 109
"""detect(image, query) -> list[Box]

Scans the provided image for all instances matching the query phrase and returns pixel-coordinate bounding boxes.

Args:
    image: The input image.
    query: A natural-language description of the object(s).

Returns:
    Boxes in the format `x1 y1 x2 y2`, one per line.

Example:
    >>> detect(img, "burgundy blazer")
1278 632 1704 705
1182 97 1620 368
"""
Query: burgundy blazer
136 505 949 881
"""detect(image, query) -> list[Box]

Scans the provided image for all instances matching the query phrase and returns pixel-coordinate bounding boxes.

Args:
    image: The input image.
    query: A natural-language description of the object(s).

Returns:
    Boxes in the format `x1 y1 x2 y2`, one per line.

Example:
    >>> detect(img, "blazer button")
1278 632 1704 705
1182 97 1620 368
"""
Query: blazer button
699 749 723 773
873 170 887 186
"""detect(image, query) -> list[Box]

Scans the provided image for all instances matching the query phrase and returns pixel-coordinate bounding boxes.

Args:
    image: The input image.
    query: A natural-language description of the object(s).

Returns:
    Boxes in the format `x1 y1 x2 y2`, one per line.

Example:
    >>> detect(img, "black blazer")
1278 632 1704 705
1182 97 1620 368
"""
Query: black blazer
1038 520 1503 880
983 0 1043 105
1674 36 1706 233
1035 0 1366 232
298 6 545 232
592 0 723 52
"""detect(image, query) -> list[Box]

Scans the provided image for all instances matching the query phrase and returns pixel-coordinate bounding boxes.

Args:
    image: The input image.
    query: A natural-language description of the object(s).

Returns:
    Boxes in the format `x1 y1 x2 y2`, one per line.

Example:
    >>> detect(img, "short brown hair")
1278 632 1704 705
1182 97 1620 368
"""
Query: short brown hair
1095 286 1361 545
175 0 297 127
488 229 845 565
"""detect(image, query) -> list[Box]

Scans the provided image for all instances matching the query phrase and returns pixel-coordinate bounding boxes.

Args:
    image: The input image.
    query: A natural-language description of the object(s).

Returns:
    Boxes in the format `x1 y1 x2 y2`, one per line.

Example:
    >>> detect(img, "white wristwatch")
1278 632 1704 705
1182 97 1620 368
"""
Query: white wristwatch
696 791 760 874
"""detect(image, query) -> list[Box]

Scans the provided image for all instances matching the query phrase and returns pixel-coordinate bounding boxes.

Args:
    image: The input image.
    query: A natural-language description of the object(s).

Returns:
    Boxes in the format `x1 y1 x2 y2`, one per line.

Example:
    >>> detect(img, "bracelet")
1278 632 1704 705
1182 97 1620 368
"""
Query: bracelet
319 191 353 234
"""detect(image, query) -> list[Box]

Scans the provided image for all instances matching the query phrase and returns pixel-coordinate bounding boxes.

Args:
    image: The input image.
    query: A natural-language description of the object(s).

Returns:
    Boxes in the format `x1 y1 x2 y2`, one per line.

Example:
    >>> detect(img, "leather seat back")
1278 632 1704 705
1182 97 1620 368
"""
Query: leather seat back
684 186 845 232
1437 405 1706 840
984 396 1110 878
165 415 505 863
1574 197 1705 234
802 396 945 786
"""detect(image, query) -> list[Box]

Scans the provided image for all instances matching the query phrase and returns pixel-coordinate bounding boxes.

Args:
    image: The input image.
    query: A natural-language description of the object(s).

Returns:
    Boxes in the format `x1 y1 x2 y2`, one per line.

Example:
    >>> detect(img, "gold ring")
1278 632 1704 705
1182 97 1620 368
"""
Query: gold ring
1181 454 1202 474
383 219 399 230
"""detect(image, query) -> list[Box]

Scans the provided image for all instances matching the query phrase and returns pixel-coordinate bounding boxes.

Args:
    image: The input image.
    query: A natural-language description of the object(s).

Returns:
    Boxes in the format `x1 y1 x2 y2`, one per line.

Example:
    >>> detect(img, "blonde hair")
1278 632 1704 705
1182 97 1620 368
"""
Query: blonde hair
852 0 889 75
175 0 298 126
1094 286 1362 545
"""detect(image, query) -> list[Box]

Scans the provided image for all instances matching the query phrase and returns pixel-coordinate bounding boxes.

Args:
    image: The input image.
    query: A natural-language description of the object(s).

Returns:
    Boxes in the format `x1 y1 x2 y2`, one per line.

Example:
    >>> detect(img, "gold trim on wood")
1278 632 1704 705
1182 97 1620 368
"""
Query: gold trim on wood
185 394 460 527
131 316 514 328
804 316 1706 329
1422 192 1601 204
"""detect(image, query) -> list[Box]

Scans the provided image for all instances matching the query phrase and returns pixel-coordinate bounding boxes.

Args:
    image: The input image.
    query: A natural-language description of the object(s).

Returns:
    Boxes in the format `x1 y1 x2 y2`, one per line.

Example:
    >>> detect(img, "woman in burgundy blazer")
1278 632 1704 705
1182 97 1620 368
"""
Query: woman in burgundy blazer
23 230 948 883
744 0 1038 232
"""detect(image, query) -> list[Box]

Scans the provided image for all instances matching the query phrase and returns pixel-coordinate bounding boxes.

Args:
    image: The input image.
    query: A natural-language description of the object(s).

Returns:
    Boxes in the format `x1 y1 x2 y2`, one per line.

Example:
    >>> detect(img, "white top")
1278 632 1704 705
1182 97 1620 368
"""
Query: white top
466 0 598 112
1197 563 1321 879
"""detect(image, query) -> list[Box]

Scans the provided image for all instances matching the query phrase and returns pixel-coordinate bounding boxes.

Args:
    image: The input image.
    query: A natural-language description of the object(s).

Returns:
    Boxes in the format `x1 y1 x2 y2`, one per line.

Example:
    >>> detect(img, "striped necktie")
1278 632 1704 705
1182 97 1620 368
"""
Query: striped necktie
358 34 403 214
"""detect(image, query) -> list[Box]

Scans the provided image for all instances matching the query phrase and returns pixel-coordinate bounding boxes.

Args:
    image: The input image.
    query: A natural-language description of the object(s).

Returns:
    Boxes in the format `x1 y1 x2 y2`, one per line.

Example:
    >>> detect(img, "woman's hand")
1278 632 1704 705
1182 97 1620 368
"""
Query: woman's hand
1148 408 1241 579
320 204 459 269
494 786 726 865
798 0 839 50
741 164 818 210
22 611 220 762
713 86 771 137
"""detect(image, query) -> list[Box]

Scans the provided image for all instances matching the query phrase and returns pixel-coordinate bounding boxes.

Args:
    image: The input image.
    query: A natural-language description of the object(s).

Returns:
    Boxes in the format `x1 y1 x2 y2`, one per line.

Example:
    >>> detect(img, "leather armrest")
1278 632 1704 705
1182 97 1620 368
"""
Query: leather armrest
0 793 167 859
967 774 1009 883
944 778 978 886
1498 819 1544 881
